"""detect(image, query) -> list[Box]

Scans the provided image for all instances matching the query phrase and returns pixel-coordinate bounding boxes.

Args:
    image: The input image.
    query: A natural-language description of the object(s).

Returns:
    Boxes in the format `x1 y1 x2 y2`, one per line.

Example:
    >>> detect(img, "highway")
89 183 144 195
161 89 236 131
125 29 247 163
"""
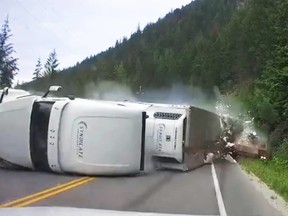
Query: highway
0 160 283 216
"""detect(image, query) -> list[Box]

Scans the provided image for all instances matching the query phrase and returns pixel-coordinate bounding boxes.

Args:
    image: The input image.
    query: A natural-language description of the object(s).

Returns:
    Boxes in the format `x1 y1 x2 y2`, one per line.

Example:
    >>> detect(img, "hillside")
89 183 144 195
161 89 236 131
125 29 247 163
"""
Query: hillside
23 0 238 94
22 0 288 152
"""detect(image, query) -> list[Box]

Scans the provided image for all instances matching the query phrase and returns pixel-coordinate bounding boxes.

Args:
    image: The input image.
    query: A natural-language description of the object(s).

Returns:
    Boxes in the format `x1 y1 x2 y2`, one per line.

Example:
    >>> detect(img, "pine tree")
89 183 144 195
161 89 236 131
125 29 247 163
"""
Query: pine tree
0 17 18 88
33 57 42 80
114 61 128 84
43 49 59 77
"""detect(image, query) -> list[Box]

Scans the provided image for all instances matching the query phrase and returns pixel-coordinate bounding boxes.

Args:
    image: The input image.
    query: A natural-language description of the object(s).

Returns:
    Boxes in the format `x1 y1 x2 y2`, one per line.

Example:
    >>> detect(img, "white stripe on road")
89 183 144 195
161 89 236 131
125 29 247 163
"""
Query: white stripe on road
211 162 227 216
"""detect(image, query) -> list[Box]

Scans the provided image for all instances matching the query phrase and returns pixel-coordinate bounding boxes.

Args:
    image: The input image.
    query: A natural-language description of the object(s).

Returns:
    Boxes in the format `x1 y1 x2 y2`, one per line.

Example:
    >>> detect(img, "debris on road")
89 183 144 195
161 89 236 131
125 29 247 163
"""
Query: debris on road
213 109 270 161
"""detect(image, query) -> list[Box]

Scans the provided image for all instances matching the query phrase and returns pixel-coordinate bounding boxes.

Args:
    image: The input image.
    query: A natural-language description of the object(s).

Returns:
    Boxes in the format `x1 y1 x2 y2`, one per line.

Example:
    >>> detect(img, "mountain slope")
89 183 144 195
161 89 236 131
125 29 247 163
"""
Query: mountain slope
22 0 238 95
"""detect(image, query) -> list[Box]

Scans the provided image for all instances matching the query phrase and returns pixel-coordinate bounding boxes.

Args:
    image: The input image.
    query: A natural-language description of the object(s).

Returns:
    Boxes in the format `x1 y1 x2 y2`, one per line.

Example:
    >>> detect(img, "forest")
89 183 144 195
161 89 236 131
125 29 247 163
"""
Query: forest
20 0 288 156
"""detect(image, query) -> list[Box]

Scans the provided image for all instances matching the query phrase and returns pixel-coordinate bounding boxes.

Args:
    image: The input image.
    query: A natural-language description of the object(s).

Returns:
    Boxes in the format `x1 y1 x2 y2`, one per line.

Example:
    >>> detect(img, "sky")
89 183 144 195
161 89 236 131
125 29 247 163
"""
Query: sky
1 0 191 83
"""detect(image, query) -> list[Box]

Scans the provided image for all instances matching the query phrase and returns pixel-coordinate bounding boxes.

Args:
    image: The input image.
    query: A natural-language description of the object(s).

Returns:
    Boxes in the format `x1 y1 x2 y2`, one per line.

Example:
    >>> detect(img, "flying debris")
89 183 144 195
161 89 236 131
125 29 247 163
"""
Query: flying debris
217 114 269 160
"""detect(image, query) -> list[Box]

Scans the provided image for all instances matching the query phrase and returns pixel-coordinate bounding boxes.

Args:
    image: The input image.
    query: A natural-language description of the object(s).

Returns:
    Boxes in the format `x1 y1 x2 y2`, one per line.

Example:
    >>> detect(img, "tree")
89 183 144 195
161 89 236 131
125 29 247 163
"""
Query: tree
43 49 59 77
0 17 18 88
114 61 128 84
33 57 42 80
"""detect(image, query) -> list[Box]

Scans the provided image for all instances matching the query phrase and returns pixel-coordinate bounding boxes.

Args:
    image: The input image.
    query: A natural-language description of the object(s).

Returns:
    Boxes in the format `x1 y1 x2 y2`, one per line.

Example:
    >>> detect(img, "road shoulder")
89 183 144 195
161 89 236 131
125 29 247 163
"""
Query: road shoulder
240 164 288 216
214 161 283 216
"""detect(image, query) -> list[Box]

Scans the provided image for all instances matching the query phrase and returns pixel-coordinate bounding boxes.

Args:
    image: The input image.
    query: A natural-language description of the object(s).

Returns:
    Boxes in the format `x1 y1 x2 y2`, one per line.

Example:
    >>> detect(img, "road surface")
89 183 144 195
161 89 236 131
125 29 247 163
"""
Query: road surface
0 160 283 216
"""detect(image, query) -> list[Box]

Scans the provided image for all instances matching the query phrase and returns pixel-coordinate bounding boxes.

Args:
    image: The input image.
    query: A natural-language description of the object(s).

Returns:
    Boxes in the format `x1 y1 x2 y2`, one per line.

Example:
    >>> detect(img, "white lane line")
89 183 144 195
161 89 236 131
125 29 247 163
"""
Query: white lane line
211 162 227 216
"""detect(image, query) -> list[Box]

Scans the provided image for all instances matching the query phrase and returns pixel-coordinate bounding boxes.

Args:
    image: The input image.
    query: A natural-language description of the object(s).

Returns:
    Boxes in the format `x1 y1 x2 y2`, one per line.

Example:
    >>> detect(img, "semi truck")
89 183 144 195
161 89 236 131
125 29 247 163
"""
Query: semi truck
0 87 146 175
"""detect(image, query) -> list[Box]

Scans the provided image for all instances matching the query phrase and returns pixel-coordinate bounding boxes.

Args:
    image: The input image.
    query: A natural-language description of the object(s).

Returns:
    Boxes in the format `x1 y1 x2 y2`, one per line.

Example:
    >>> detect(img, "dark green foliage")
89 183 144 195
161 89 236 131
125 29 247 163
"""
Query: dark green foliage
243 0 288 150
33 58 42 80
275 138 288 162
43 49 59 78
0 17 18 88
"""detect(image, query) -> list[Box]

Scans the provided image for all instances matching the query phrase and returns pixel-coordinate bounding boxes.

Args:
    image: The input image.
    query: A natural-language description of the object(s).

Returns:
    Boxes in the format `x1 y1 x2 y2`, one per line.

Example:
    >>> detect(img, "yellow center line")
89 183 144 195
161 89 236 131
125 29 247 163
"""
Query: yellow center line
15 177 94 207
0 176 94 208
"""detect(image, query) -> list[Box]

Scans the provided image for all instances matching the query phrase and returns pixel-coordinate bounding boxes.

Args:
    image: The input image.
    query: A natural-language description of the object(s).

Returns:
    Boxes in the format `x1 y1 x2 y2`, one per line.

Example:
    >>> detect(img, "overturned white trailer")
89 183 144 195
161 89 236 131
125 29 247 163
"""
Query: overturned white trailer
0 87 146 175
114 101 222 171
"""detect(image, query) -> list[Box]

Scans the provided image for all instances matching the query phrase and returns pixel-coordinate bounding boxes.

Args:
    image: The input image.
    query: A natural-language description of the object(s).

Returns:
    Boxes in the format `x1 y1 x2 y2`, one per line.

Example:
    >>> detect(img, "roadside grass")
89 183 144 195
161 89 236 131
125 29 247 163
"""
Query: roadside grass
240 158 288 202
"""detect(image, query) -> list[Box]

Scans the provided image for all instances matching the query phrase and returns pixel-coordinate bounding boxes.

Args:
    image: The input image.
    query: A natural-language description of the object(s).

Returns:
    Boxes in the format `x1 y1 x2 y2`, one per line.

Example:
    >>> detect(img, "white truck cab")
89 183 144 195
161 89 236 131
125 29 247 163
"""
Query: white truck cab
115 101 221 171
0 87 146 175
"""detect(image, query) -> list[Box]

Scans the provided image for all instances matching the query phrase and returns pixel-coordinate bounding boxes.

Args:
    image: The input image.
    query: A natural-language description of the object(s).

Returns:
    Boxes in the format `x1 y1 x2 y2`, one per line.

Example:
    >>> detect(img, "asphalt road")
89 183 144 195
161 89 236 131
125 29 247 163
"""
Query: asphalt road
0 161 283 216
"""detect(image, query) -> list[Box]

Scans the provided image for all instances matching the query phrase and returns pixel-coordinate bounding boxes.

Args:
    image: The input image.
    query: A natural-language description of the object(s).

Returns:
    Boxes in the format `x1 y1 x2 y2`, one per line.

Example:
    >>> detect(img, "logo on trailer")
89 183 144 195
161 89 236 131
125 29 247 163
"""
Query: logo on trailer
174 128 178 150
76 121 87 158
156 124 165 152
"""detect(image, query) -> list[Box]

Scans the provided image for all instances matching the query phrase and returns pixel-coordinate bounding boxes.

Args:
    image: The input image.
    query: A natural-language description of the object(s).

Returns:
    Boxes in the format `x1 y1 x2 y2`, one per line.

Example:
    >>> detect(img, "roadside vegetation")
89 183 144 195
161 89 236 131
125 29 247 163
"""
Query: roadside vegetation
241 158 288 202
241 139 288 202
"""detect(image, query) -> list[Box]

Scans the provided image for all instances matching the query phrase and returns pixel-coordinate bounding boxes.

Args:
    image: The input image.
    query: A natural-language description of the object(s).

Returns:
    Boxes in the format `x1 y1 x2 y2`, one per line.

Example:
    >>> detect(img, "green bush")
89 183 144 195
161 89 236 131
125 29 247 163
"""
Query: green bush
274 138 288 163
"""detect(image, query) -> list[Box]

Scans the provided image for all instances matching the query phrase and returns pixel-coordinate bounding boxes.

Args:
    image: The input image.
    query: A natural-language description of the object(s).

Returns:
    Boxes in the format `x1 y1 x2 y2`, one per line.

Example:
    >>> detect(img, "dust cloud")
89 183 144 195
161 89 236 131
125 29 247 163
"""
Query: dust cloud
83 81 219 112
83 81 246 119
84 81 136 101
